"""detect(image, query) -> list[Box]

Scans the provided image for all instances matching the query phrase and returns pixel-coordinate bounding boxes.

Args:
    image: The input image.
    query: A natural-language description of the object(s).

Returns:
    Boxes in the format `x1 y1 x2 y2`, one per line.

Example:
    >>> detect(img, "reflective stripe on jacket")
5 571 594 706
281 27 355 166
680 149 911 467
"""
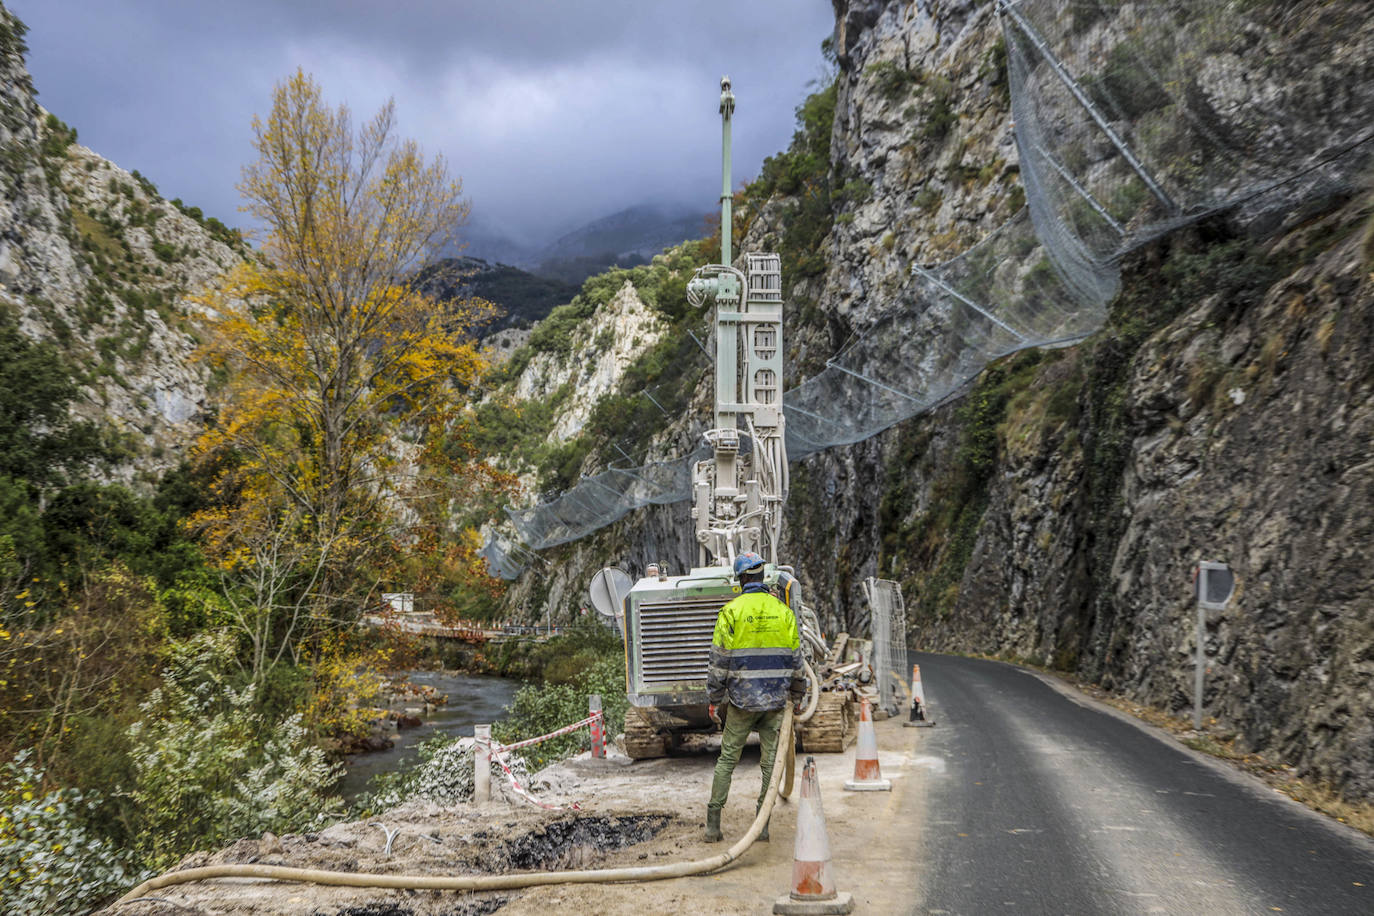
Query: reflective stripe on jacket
706 586 804 712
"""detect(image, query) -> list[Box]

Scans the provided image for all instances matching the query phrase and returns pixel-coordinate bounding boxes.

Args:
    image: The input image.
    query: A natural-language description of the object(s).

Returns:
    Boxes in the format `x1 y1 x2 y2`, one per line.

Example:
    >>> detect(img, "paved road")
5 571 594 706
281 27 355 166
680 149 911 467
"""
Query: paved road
909 653 1373 916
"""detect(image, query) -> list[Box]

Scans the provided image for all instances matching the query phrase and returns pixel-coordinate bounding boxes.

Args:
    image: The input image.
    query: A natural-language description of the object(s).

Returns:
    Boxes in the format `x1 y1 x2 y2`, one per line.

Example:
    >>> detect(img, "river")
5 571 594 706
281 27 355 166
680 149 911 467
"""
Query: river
335 670 521 800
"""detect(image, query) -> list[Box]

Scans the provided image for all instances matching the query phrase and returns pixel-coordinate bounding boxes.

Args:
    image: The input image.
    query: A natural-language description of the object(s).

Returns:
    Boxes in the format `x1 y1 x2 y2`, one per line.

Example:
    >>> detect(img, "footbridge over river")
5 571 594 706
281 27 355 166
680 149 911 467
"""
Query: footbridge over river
360 611 565 644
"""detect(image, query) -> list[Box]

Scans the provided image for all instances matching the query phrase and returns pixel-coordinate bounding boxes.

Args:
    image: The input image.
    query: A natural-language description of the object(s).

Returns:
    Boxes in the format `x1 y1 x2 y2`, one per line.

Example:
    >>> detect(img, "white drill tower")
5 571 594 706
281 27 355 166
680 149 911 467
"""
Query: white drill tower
686 76 789 570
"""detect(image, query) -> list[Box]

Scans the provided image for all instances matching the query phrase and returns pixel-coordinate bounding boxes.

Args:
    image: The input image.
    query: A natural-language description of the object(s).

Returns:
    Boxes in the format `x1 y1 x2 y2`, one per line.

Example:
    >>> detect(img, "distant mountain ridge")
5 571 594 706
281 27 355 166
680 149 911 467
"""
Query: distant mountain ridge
455 202 710 287
541 202 708 263
413 256 579 333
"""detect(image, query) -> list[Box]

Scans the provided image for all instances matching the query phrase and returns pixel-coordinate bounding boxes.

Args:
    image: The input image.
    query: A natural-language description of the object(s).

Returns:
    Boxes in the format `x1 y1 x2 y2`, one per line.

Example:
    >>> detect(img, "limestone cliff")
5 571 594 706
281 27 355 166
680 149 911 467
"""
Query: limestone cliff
775 0 1374 800
0 6 243 475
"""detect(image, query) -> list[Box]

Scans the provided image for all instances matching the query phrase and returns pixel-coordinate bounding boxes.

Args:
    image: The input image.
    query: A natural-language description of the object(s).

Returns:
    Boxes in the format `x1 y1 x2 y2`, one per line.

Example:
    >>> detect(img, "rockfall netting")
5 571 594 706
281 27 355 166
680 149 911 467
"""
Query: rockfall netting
503 448 710 553
486 0 1374 577
479 537 538 581
785 206 1103 460
1006 0 1374 293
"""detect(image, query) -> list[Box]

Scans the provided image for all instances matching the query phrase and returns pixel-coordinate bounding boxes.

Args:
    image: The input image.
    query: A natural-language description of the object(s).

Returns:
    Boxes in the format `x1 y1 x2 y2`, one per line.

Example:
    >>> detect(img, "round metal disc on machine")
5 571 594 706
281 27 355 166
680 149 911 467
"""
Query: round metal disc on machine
588 567 632 622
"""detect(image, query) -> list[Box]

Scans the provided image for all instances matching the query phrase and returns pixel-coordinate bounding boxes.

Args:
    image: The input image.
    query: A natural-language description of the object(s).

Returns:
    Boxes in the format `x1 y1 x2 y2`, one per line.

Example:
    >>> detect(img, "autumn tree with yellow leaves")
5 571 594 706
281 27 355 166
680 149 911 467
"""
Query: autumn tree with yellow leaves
194 70 507 681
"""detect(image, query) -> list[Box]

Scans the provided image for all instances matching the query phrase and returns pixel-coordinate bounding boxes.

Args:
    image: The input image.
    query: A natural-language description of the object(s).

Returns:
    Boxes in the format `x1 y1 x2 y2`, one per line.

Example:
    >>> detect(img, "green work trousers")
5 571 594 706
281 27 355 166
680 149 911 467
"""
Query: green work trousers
708 704 784 812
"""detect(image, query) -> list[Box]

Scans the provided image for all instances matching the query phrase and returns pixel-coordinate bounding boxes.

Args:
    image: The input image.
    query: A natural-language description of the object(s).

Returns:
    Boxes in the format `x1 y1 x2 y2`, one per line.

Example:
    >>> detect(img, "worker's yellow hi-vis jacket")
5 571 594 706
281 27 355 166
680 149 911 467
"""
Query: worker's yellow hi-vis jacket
706 584 805 712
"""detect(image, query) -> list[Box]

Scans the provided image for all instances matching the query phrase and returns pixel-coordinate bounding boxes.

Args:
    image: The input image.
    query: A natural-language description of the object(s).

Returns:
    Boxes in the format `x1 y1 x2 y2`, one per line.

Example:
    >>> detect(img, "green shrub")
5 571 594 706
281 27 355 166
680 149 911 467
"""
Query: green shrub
125 632 342 868
914 77 957 146
866 60 919 101
0 10 29 61
38 114 76 183
492 653 627 769
527 295 597 356
981 37 1010 103
838 177 873 206
0 752 144 915
129 169 157 197
150 239 179 263
168 198 245 251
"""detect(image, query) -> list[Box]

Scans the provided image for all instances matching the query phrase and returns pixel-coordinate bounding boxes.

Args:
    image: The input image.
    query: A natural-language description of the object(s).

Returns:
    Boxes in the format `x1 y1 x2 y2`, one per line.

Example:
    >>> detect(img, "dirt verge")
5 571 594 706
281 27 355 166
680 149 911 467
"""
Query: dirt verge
101 720 929 916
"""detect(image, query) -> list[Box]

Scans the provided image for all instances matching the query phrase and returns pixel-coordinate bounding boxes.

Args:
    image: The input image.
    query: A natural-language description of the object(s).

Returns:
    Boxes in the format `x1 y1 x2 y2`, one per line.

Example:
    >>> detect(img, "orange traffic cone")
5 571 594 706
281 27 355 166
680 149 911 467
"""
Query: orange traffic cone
904 663 936 728
773 756 853 915
843 698 891 791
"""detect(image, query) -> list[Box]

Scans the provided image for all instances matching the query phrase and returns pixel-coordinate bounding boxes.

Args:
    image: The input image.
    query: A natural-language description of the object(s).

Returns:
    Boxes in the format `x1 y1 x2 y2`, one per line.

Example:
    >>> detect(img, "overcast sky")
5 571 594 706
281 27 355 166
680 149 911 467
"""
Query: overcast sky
12 0 836 247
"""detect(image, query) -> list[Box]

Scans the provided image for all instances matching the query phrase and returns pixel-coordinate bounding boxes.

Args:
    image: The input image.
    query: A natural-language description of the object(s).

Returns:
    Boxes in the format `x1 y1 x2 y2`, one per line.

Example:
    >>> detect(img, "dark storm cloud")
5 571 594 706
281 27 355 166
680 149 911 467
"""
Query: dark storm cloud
10 0 835 244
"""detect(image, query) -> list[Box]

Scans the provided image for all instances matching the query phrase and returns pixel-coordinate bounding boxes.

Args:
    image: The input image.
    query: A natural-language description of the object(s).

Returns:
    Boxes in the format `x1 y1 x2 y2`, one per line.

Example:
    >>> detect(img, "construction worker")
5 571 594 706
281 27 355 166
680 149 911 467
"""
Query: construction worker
704 551 806 843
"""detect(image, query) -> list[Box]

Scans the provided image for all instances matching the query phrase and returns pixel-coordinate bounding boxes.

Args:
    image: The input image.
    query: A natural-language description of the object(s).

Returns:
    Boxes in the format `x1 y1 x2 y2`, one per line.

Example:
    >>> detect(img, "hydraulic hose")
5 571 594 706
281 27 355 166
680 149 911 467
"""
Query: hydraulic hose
796 659 821 724
116 706 796 906
778 659 820 800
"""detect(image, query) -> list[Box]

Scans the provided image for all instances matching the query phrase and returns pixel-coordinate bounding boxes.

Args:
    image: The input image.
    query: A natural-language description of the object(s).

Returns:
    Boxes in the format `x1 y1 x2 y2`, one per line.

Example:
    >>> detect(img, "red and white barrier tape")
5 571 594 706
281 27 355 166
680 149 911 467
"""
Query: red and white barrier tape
491 711 602 753
487 746 580 811
478 710 605 810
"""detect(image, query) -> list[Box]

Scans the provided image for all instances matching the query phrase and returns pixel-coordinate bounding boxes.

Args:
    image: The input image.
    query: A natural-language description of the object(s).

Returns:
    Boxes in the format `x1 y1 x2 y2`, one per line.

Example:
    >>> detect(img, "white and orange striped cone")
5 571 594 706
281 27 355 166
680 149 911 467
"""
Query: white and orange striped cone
843 698 891 791
904 663 936 728
772 756 853 916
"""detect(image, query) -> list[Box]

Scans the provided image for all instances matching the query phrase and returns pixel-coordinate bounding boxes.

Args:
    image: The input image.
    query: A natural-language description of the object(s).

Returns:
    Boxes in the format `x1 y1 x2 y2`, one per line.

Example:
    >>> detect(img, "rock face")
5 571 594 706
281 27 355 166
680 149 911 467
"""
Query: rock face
0 6 242 474
768 0 1024 633
512 280 665 442
901 214 1374 801
772 0 1374 799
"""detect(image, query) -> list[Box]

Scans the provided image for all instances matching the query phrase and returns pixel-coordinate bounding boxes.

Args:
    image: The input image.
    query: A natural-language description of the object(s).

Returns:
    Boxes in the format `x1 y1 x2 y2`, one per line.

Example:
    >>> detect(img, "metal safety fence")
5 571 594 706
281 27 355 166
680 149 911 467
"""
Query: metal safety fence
866 577 910 717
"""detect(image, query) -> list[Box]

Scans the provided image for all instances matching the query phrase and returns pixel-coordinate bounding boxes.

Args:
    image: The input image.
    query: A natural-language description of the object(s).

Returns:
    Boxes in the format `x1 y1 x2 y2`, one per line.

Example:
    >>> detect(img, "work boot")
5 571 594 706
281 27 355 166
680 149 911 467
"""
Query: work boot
705 807 723 843
755 802 770 842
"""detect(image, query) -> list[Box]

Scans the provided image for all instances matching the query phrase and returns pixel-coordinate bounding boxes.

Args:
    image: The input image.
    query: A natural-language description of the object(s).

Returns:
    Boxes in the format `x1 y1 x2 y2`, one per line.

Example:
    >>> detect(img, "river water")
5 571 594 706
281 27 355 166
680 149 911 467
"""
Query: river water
335 671 521 800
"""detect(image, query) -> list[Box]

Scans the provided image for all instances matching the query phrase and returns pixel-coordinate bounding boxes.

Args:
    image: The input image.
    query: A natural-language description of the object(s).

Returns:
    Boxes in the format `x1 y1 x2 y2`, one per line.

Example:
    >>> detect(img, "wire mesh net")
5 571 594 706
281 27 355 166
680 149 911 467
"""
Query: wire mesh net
1008 0 1374 277
478 538 534 581
868 577 910 717
485 0 1374 577
501 447 709 559
786 207 1104 460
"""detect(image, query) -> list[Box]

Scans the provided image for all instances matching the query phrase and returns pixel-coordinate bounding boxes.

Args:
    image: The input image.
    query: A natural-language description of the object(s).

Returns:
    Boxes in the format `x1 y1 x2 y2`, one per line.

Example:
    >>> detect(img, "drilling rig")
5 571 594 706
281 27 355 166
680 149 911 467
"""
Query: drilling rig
588 78 836 759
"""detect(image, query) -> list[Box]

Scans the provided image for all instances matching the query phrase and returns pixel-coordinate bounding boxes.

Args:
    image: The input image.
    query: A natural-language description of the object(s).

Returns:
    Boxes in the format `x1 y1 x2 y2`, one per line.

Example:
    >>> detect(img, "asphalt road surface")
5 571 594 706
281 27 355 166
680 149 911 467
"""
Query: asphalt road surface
909 653 1373 916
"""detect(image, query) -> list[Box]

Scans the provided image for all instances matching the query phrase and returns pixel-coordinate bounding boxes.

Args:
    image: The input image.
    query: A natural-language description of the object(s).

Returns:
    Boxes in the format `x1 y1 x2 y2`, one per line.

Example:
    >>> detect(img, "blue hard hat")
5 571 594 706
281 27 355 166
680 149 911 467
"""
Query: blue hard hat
733 552 766 577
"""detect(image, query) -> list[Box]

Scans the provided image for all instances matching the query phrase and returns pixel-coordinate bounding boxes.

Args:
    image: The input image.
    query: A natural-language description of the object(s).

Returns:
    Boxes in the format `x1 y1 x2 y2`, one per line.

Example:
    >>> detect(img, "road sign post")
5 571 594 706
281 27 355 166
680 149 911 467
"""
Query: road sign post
588 566 633 635
1193 561 1236 730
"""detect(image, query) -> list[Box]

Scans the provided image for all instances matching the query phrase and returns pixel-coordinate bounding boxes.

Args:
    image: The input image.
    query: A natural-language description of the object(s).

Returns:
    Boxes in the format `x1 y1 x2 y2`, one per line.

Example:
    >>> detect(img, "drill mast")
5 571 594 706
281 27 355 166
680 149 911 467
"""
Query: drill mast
686 76 789 570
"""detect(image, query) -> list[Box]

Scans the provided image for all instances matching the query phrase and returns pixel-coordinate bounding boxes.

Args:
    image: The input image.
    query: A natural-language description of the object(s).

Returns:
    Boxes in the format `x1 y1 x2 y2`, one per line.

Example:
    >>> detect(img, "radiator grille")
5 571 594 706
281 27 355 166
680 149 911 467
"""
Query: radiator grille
637 597 726 685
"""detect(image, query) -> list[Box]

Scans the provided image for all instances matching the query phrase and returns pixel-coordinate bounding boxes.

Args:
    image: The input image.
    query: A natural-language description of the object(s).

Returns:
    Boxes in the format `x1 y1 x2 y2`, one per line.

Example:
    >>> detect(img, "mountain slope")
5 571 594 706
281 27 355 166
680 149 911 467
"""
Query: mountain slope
0 7 243 473
531 202 710 285
414 256 578 333
540 202 708 263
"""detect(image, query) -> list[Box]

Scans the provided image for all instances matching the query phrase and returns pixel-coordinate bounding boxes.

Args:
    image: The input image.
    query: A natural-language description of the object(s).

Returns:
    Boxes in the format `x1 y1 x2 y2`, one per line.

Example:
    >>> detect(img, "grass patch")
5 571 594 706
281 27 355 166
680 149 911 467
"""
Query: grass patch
70 206 123 263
